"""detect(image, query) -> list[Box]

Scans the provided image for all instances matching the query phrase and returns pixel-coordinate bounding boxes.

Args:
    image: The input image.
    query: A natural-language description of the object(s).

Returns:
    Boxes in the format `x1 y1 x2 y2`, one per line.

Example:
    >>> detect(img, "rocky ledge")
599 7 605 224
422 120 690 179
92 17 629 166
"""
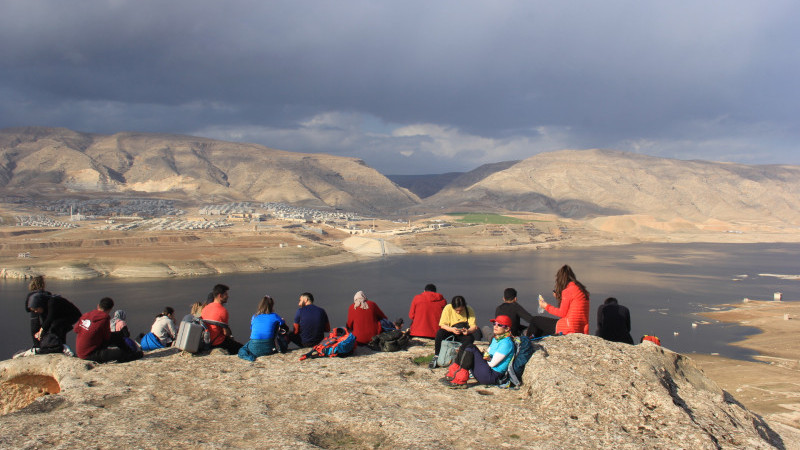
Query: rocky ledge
0 334 787 449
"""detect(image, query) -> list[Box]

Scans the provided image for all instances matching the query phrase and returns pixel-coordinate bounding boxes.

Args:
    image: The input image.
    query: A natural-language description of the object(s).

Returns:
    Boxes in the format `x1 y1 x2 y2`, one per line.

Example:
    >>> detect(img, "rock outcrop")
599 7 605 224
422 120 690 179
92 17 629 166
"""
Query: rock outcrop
0 334 787 449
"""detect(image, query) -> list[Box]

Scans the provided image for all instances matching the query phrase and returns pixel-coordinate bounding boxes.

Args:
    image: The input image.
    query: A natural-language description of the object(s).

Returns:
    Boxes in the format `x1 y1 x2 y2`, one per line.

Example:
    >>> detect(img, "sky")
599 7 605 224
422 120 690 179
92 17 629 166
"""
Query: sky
1 1 798 175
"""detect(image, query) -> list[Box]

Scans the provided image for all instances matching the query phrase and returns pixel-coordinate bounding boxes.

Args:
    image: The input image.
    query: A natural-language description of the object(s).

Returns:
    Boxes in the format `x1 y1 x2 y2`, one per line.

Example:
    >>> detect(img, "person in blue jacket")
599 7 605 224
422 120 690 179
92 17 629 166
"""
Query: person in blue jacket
238 295 288 361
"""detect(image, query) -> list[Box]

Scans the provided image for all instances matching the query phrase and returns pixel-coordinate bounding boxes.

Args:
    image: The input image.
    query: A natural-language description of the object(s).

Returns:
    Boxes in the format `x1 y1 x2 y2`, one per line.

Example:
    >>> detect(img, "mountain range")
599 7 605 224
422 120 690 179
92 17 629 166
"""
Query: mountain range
2 127 799 224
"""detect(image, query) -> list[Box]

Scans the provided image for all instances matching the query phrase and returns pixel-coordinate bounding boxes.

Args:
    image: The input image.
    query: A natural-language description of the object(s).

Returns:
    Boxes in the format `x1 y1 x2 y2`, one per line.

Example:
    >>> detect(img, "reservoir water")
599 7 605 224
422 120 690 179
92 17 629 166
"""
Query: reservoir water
1 243 798 360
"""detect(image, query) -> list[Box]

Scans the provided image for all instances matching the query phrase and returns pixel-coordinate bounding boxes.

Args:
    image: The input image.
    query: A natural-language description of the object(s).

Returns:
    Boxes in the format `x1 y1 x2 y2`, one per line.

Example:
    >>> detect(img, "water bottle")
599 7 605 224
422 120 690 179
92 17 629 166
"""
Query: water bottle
537 294 545 314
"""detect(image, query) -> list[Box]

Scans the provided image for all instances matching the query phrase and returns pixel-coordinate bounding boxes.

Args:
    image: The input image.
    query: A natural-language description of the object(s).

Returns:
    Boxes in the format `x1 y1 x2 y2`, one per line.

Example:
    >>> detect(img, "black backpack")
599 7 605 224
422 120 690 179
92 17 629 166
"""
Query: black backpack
367 329 410 352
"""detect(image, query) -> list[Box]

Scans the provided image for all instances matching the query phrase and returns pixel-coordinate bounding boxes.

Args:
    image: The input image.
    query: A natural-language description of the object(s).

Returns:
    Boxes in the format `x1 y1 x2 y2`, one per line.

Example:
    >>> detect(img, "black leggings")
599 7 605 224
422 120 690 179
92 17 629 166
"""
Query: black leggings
527 316 558 338
434 329 474 355
212 336 244 355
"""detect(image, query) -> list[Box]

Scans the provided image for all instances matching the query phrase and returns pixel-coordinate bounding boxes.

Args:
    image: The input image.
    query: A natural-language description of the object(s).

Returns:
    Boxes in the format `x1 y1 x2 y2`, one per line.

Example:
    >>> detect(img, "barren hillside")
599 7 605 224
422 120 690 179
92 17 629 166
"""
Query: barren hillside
0 127 420 214
421 149 800 224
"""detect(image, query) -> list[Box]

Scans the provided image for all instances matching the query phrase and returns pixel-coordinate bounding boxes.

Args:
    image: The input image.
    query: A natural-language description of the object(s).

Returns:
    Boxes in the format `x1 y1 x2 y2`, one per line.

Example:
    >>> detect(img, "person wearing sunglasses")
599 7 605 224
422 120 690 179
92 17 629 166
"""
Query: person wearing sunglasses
441 315 515 388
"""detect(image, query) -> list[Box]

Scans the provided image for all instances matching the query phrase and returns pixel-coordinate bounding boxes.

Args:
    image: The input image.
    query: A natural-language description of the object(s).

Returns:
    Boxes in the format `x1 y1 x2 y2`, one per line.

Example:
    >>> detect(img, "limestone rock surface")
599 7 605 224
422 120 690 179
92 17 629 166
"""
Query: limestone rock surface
0 334 787 449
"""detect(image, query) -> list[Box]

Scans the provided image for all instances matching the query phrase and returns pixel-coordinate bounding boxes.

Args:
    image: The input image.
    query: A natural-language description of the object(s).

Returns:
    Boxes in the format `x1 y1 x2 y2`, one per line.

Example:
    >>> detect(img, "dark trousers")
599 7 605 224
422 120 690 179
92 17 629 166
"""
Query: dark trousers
465 346 504 385
86 331 143 363
287 332 321 349
38 315 80 354
528 316 558 338
434 329 475 355
30 313 42 347
212 336 243 355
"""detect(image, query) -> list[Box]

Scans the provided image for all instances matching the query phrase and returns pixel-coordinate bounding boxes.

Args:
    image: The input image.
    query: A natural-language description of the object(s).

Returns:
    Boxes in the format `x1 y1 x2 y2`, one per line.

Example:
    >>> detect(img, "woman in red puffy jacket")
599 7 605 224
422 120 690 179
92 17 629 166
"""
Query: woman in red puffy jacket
529 265 590 337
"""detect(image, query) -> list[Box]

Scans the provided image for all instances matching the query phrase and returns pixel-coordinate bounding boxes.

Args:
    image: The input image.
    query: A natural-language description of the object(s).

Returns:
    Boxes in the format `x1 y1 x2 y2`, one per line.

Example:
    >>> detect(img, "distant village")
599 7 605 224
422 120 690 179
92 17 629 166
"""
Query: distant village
7 197 445 234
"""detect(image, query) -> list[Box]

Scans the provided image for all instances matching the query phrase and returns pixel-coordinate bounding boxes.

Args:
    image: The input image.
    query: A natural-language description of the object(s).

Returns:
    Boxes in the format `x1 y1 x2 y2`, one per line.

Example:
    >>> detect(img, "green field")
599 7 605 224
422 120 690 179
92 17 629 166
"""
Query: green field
445 212 531 224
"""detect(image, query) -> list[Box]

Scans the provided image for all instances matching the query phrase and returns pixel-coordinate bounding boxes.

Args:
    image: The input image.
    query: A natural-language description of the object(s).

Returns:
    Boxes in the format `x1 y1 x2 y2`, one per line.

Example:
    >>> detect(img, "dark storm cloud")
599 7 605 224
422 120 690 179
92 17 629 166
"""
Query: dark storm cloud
1 1 798 173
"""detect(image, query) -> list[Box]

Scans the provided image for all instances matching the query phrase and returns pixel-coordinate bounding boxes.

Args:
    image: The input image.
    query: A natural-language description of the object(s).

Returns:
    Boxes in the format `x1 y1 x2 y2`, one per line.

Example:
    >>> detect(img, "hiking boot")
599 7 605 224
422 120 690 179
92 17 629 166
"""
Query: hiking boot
62 344 75 357
429 356 438 369
452 368 470 385
13 348 38 358
445 363 460 379
439 377 455 386
447 381 468 389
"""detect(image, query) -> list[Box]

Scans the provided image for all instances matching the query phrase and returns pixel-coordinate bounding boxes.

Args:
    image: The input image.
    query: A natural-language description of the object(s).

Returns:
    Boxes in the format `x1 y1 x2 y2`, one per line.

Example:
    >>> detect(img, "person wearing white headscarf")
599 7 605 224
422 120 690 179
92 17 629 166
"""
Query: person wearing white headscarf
346 290 387 345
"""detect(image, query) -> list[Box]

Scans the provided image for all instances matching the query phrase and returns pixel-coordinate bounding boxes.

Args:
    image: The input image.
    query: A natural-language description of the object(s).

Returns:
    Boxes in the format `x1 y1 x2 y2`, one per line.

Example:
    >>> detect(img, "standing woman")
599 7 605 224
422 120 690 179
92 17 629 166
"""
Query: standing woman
238 295 288 361
532 264 590 337
346 291 387 345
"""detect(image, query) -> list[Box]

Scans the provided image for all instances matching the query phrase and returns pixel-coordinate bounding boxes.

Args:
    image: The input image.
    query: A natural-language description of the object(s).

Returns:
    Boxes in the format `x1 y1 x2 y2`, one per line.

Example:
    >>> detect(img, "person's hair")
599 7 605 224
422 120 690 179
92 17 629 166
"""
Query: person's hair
256 295 275 315
158 306 175 317
29 275 45 292
300 292 314 303
503 287 517 301
212 284 229 299
554 264 588 301
190 301 204 316
99 297 114 311
604 297 618 305
451 295 470 319
424 284 437 292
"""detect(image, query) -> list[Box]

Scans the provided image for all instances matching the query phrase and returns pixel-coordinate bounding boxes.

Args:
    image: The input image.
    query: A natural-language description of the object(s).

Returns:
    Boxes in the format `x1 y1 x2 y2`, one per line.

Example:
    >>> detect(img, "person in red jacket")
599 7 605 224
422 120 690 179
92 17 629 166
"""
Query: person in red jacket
530 265 590 337
408 283 447 338
346 290 387 345
74 297 142 363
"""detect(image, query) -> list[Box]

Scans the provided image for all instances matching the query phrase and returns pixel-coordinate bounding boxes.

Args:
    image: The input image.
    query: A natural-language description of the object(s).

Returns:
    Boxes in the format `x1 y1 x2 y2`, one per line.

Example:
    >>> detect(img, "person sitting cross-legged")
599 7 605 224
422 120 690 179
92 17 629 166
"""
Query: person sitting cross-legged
75 297 143 363
430 295 480 368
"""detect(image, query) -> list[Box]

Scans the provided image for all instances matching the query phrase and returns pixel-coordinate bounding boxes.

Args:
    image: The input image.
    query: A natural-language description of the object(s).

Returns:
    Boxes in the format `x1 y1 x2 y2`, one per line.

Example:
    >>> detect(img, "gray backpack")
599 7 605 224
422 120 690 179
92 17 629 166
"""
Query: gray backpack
437 336 461 367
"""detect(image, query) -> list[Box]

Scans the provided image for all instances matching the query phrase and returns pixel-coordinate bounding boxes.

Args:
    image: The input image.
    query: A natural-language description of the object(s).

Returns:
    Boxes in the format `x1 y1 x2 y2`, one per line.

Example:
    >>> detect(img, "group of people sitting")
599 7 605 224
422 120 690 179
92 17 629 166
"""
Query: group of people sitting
19 264 635 390
411 265 634 388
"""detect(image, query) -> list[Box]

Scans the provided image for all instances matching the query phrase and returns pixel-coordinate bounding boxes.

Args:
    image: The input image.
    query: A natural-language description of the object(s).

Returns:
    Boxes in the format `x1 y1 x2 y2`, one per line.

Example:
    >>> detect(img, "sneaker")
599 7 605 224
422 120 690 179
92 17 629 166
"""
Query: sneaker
62 344 75 357
13 348 37 358
429 356 438 369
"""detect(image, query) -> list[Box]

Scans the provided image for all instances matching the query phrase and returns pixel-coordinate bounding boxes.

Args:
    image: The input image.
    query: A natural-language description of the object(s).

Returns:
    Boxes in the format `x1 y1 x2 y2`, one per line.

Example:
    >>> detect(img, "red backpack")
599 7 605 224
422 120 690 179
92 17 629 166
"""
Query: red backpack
641 335 661 346
300 327 357 359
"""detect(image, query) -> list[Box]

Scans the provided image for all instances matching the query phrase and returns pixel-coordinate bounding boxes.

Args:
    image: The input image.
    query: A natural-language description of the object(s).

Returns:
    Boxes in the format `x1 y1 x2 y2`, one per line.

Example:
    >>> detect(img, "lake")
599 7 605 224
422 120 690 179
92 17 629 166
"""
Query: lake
1 243 798 360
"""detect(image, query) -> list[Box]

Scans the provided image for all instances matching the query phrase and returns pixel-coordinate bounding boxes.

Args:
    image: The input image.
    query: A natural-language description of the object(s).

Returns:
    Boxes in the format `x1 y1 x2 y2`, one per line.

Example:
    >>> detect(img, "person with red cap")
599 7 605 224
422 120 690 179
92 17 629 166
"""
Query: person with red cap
441 315 515 388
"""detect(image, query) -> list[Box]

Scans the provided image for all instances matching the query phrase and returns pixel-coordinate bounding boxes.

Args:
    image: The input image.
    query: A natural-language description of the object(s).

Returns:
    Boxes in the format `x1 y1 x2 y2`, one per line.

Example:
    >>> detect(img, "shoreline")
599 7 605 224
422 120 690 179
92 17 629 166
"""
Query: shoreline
692 300 800 436
3 227 800 281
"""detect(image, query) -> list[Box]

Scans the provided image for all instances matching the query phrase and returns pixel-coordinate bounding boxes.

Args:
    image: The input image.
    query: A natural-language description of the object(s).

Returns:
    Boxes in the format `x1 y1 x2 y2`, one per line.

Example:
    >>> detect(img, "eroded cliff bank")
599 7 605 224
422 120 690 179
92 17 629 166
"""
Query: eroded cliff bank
0 334 790 449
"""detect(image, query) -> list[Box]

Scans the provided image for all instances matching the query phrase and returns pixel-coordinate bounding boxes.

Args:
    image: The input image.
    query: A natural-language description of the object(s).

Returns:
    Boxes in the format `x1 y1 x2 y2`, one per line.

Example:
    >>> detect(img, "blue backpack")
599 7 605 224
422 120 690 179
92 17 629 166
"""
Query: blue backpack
300 327 357 359
500 336 535 388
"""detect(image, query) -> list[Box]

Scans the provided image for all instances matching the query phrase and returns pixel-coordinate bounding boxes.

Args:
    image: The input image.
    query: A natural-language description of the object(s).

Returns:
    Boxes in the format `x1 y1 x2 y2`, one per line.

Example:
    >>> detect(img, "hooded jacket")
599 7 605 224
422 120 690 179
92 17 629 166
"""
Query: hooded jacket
408 290 447 338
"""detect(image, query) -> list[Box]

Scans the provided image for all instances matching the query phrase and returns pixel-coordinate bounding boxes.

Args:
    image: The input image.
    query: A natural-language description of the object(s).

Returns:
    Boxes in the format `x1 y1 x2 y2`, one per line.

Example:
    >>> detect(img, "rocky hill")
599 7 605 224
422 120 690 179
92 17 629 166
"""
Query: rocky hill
420 149 800 224
0 335 789 448
388 161 519 199
0 127 420 214
3 128 799 226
